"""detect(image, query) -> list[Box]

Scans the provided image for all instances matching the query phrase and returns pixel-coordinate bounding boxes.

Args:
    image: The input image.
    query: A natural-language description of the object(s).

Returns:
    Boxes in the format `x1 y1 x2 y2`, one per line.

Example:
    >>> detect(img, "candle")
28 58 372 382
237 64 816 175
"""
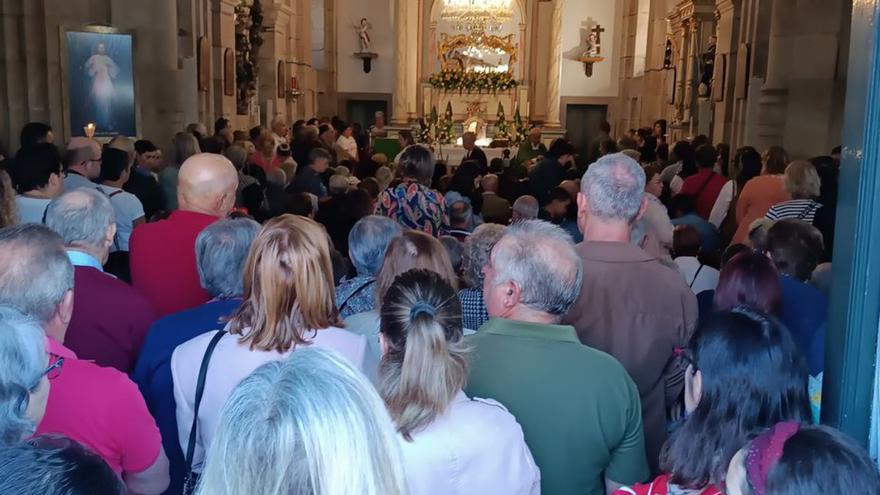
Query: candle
290 77 298 90
84 122 96 138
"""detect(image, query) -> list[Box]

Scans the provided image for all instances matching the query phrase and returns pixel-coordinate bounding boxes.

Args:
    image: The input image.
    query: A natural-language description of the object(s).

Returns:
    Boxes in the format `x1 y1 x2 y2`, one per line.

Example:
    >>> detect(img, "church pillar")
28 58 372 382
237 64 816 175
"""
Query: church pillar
754 0 795 151
544 0 564 128
712 0 739 146
212 0 238 121
111 0 184 144
391 0 409 125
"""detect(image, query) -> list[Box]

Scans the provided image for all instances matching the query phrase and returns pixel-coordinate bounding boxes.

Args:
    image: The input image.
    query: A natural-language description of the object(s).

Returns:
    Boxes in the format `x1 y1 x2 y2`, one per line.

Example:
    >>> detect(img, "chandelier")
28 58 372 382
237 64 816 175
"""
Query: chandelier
441 0 514 32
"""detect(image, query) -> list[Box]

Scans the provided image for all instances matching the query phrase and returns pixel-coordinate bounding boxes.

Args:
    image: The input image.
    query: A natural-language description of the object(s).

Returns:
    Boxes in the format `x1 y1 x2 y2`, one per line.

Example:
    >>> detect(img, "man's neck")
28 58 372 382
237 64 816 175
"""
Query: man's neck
103 179 125 189
21 189 53 200
67 166 88 177
582 218 632 243
67 246 107 267
507 306 558 325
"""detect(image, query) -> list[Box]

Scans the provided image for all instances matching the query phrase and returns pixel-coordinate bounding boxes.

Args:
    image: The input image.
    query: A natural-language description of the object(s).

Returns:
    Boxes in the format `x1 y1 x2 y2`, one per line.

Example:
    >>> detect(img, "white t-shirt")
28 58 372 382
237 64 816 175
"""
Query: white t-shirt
709 180 735 228
15 196 52 224
336 135 359 162
96 185 145 252
172 325 367 470
675 256 720 295
399 391 540 495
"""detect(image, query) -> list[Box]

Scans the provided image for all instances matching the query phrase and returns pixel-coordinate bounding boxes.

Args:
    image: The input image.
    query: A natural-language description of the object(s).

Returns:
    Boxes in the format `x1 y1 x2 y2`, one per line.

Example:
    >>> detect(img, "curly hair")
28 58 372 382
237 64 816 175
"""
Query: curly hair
461 223 505 288
0 170 16 228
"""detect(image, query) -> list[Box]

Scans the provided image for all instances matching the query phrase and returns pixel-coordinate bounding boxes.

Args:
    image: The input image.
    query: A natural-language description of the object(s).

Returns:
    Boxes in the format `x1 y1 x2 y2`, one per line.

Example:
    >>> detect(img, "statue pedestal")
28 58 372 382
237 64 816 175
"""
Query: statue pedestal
577 56 605 77
354 52 379 73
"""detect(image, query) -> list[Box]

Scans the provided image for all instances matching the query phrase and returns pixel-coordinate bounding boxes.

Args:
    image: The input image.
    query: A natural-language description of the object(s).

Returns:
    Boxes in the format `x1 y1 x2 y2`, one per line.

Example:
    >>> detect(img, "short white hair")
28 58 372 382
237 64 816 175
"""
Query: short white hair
489 220 582 318
581 152 646 223
0 306 45 445
45 189 115 250
196 347 407 495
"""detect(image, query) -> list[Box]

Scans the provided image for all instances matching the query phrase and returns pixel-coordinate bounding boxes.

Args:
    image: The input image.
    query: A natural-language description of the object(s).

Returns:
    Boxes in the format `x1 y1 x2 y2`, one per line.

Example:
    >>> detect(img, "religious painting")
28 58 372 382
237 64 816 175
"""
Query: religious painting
439 32 517 74
223 48 235 97
62 27 136 138
198 36 210 92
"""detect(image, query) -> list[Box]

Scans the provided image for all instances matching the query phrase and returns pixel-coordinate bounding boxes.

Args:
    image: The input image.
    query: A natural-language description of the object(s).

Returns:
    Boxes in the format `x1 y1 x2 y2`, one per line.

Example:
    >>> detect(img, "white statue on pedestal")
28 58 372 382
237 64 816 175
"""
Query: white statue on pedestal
356 18 372 53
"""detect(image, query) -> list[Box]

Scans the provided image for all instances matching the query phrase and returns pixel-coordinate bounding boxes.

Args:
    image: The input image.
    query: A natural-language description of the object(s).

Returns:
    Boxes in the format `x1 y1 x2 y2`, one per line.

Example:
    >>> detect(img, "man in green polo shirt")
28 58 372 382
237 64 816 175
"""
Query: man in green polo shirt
465 220 649 495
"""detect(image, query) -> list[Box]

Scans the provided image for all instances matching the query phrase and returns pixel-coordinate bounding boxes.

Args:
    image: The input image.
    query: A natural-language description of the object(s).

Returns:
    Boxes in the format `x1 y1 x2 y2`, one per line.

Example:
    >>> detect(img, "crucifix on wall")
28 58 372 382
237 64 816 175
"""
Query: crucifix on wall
579 23 606 77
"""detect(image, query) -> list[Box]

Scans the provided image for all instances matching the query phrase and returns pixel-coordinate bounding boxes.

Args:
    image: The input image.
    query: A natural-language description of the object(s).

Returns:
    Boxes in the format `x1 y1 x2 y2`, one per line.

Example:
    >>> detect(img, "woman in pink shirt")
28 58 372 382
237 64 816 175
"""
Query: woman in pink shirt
171 215 367 473
732 146 790 245
249 129 283 171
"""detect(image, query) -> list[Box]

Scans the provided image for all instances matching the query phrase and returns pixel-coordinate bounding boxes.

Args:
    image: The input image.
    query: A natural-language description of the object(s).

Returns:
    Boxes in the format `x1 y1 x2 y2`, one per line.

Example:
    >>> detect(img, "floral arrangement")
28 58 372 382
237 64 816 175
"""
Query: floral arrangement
428 69 519 94
235 0 264 115
495 102 511 139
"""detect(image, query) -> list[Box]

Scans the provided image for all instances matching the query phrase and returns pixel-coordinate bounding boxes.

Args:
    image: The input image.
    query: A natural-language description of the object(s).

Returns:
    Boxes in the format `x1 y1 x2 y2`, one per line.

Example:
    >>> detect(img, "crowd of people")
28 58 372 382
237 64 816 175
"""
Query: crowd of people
0 115 876 495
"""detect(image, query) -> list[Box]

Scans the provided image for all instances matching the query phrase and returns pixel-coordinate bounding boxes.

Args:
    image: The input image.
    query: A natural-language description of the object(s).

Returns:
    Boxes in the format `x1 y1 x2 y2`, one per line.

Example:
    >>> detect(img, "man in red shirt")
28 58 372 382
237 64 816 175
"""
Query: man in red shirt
0 224 169 494
45 189 157 373
130 153 238 316
677 144 727 220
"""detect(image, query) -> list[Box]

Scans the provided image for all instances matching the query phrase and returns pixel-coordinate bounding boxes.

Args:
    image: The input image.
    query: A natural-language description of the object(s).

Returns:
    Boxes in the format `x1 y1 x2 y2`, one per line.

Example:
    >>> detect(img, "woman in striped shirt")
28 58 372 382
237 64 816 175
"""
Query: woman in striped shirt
765 161 822 223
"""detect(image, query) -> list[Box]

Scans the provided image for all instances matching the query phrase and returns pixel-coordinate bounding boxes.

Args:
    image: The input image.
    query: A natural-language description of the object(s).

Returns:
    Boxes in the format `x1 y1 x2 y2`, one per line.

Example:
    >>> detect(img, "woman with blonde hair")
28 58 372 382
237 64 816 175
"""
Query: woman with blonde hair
379 269 539 494
764 161 823 223
171 214 366 475
196 347 406 495
0 170 16 228
345 230 457 379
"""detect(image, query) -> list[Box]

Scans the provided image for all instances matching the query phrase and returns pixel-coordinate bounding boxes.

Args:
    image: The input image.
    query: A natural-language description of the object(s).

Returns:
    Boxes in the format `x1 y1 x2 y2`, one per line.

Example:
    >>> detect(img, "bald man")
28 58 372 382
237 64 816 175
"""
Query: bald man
63 137 102 191
481 174 512 224
461 131 488 174
129 153 238 316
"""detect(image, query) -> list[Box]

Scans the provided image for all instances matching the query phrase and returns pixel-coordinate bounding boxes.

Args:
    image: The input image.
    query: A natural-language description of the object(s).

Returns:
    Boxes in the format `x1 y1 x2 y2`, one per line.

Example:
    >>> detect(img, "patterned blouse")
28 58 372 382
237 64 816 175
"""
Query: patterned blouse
458 288 489 331
378 181 449 237
335 275 376 319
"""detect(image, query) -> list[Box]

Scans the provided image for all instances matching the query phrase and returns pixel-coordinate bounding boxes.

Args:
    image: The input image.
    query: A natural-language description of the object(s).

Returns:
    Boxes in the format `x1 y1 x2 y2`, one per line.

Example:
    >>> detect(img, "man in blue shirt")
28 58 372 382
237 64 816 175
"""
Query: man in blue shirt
765 219 828 376
132 217 259 495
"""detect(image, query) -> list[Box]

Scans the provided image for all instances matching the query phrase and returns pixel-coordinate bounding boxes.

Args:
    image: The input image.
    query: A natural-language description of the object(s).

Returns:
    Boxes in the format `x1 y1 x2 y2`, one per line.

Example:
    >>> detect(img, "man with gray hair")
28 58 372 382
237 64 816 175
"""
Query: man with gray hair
510 195 539 223
335 215 402 318
132 216 260 495
563 152 698 472
465 219 648 494
0 224 169 494
45 189 156 373
63 137 102 191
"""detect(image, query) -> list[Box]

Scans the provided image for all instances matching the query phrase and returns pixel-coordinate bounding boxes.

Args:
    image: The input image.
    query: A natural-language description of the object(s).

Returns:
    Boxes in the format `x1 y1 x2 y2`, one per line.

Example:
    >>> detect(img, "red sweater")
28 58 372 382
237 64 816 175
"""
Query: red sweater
679 169 727 220
129 211 218 316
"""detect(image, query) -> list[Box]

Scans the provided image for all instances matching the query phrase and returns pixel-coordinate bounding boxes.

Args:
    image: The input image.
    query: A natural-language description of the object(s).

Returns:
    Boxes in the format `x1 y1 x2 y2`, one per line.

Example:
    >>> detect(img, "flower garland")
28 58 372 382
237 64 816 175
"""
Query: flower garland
428 69 519 94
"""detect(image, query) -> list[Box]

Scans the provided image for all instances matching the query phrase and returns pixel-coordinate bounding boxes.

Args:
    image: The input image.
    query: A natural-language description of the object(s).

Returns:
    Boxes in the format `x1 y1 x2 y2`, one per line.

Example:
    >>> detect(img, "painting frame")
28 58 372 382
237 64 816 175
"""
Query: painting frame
223 48 235 97
60 24 140 140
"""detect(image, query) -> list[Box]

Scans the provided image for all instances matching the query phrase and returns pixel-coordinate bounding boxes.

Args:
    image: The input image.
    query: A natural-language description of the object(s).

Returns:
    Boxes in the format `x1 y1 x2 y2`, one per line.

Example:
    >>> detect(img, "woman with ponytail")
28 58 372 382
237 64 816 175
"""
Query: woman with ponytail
378 268 540 495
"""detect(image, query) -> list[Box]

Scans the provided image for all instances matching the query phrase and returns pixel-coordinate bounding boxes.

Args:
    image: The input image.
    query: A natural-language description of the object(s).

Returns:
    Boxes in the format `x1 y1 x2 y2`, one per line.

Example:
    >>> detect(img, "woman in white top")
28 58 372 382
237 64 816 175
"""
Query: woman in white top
764 160 823 223
708 146 762 228
378 268 540 495
335 122 359 162
172 215 367 472
641 164 674 254
196 347 407 495
345 230 458 380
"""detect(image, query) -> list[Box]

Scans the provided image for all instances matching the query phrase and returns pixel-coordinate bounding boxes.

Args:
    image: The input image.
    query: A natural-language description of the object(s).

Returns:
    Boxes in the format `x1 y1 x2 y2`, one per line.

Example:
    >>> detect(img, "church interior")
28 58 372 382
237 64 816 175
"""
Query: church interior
3 0 880 490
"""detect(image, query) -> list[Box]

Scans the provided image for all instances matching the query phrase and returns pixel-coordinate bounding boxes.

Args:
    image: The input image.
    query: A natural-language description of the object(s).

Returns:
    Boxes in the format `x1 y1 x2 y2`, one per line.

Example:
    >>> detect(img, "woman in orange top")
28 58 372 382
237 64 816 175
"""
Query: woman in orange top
731 146 790 244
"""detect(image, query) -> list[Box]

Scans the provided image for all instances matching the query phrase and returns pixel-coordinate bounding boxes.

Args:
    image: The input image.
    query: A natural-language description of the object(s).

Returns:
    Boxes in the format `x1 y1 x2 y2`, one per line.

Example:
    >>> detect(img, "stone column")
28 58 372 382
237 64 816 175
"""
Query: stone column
544 0 564 128
111 0 184 144
712 0 739 145
391 0 409 125
212 0 238 120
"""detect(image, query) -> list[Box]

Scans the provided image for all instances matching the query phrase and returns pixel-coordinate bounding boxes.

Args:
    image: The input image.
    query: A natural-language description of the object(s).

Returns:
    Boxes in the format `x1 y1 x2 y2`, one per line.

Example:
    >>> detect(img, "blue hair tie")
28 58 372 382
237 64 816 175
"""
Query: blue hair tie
409 301 436 320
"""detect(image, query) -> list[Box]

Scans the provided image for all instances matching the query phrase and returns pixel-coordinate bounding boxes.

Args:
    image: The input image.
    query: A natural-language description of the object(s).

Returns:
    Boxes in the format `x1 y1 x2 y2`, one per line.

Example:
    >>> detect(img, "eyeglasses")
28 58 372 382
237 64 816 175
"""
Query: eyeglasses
30 353 64 391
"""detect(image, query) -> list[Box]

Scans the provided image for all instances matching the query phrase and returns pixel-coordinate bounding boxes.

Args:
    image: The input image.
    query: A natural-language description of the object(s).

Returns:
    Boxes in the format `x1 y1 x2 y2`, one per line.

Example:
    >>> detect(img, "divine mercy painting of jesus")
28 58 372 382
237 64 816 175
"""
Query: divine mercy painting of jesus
64 29 137 138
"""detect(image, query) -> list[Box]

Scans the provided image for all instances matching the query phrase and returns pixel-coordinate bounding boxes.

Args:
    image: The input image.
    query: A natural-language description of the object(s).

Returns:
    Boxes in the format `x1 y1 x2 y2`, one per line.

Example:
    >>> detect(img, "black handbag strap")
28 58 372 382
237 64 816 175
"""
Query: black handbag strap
689 264 705 288
184 330 227 473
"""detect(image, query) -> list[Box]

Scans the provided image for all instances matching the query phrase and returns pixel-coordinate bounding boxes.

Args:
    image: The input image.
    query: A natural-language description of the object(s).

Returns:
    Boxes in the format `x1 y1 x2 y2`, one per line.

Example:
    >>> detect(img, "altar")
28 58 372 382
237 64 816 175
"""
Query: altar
435 145 510 167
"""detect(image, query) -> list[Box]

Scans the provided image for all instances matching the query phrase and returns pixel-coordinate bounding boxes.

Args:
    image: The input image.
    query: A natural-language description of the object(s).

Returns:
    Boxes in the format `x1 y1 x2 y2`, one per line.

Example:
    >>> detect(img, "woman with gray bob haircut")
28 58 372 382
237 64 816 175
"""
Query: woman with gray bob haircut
379 269 539 494
337 216 403 319
459 223 506 331
195 217 261 299
196 347 407 495
0 306 55 445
